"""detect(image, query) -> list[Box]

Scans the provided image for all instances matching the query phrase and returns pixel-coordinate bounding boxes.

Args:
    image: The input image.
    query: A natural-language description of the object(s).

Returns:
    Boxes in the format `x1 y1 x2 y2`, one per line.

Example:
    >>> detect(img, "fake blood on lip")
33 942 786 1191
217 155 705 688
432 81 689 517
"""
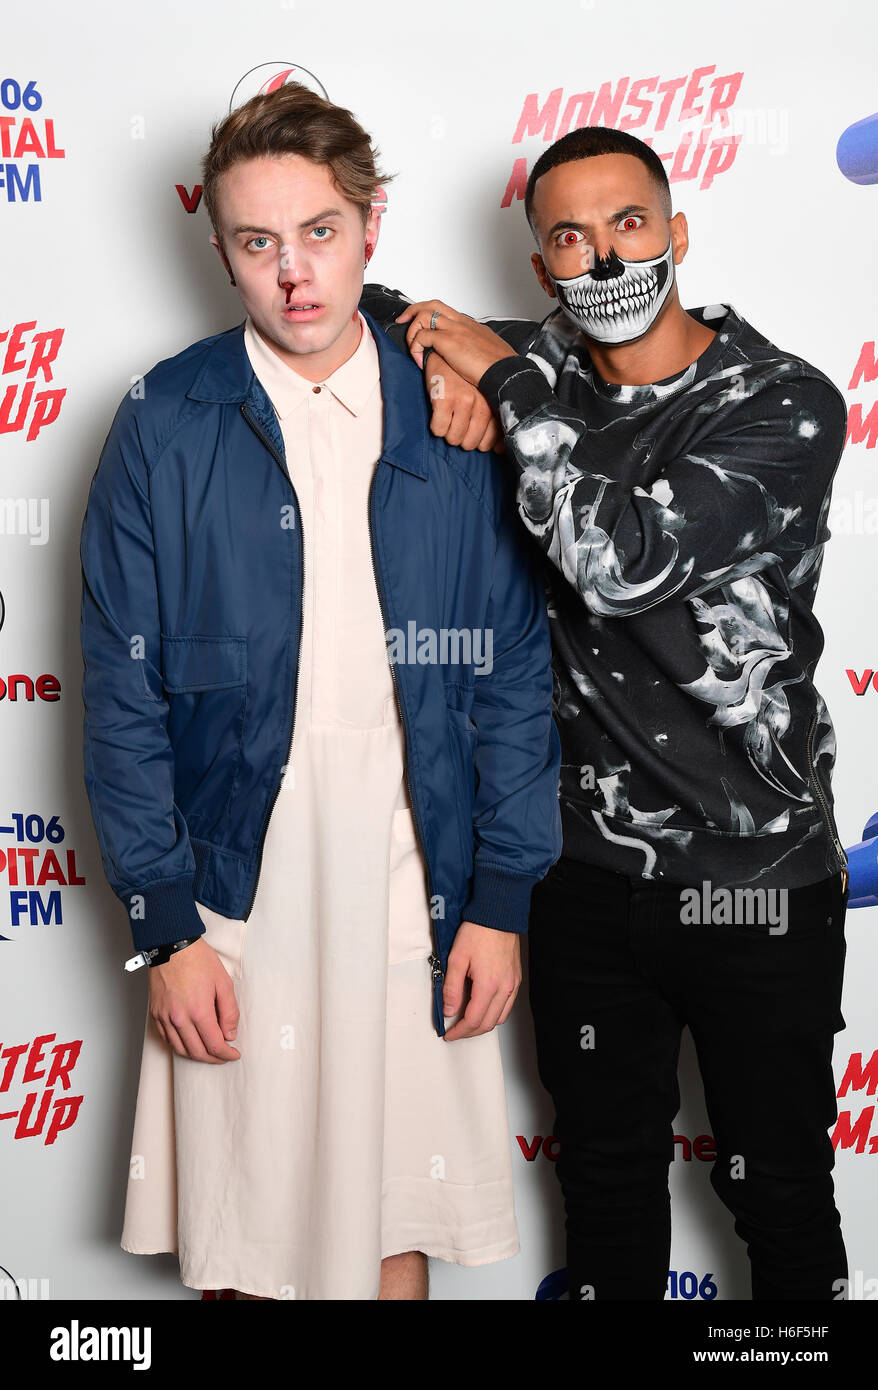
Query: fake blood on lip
283 303 325 322
283 285 324 322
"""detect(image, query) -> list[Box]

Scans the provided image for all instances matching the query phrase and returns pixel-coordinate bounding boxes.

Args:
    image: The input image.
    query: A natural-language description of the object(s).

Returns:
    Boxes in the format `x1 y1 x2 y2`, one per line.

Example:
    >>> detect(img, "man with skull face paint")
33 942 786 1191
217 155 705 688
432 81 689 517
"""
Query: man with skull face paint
545 230 677 344
361 124 851 1301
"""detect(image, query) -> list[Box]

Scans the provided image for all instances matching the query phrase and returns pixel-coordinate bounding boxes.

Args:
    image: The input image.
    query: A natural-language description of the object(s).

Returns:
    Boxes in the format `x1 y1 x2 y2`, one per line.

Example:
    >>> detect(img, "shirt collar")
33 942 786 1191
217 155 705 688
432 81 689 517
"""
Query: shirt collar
243 310 380 420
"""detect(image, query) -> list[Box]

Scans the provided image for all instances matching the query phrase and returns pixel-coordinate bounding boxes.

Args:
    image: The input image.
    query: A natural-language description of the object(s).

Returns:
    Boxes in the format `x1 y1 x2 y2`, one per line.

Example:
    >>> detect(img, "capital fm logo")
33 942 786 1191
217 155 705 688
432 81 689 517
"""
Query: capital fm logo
0 592 89 943
0 78 65 203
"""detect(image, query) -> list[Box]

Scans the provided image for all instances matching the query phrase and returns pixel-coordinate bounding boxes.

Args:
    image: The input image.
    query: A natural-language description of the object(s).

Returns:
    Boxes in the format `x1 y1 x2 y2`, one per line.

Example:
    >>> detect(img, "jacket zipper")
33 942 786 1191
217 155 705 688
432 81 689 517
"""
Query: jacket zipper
367 460 446 1032
806 712 847 871
239 403 304 920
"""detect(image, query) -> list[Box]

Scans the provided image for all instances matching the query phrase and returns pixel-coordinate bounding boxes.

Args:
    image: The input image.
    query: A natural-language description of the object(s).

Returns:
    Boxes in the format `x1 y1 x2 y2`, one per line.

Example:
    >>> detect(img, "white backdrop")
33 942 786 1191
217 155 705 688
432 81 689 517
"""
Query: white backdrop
2 0 876 1301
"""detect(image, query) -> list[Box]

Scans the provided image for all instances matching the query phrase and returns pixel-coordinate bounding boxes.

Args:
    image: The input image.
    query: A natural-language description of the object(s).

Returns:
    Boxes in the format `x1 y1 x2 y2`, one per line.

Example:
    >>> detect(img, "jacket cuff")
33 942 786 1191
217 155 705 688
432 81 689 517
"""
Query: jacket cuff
478 355 556 418
123 876 207 952
460 864 539 935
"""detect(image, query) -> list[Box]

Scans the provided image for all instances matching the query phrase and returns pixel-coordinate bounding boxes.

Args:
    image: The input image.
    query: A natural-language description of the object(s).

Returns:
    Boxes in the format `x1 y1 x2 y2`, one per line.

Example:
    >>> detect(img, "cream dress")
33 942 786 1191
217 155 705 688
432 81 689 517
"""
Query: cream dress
120 313 519 1299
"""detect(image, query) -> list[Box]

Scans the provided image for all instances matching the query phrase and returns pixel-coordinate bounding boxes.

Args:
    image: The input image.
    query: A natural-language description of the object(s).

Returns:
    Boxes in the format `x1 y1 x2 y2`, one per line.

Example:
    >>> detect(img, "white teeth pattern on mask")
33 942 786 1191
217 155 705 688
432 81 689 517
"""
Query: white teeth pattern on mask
584 299 650 331
569 269 658 314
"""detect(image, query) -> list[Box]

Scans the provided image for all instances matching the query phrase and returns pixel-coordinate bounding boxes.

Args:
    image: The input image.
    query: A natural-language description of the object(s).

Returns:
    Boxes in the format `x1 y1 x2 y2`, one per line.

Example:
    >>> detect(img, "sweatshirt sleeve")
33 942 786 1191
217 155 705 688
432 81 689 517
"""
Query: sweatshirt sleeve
477 355 848 617
359 283 413 354
80 395 207 953
359 282 539 355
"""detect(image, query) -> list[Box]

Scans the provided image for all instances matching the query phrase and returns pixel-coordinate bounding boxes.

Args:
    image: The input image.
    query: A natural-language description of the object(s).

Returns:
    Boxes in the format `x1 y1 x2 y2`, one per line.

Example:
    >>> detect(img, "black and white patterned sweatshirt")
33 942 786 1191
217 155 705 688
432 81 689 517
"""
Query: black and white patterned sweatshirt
361 286 849 890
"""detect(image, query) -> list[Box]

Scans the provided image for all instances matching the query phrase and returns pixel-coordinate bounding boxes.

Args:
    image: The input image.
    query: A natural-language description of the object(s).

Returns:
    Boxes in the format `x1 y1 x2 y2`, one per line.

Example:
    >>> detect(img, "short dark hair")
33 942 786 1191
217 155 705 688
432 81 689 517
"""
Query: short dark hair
524 126 672 234
201 81 393 239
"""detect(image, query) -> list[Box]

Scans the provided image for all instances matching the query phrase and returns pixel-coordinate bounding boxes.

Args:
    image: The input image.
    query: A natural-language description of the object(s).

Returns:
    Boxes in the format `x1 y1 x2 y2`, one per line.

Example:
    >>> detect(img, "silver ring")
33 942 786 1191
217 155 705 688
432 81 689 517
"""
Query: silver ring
429 310 440 330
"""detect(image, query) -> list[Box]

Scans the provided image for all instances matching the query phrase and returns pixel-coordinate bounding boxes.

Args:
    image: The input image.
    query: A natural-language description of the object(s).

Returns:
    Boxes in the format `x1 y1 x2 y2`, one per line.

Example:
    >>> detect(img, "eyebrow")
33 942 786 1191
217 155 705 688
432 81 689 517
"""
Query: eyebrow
231 208 345 236
545 205 651 238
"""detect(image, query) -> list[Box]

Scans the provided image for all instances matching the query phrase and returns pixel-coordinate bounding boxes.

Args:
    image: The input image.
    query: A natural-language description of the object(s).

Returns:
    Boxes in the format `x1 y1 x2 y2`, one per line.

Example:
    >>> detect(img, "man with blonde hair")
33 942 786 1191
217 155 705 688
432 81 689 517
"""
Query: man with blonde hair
80 82 561 1300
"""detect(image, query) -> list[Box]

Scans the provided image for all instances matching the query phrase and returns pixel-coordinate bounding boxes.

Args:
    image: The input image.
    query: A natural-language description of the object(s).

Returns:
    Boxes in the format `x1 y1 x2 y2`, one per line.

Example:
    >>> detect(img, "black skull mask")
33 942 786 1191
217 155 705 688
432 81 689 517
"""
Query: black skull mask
548 239 675 345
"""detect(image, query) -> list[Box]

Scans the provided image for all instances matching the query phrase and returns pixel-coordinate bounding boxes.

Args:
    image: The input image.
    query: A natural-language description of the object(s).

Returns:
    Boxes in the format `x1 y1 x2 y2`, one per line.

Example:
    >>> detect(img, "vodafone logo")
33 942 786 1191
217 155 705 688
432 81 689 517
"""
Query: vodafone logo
229 62 329 112
847 669 878 695
517 1131 716 1162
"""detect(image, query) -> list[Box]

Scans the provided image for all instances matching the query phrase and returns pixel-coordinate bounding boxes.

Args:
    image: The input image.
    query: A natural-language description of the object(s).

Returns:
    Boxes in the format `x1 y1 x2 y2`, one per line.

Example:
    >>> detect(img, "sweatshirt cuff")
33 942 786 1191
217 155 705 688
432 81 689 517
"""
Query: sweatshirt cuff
478 354 557 418
123 876 207 952
460 863 539 935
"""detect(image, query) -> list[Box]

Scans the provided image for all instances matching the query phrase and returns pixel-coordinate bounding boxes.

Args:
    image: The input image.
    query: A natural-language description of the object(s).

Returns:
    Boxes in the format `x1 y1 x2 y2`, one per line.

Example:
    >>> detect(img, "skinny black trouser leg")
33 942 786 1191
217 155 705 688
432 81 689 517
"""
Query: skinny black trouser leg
528 857 848 1300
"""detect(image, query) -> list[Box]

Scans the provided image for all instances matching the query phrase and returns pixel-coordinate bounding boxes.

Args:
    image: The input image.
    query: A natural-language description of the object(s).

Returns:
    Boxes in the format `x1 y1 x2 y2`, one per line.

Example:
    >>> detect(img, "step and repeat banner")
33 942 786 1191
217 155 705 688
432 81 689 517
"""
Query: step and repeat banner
2 0 877 1302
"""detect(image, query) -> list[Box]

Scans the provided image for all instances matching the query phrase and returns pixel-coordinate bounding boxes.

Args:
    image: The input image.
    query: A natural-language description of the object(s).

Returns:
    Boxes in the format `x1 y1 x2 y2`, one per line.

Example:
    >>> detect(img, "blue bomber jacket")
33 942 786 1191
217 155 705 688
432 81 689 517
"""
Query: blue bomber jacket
79 310 562 1036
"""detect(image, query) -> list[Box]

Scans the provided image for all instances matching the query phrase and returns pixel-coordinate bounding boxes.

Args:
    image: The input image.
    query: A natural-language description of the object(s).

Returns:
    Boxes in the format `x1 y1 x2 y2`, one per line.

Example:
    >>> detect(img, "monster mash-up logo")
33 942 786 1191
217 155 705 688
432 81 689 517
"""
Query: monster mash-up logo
832 1049 878 1154
1 319 66 442
0 79 65 203
0 1032 83 1145
844 340 878 452
503 63 749 210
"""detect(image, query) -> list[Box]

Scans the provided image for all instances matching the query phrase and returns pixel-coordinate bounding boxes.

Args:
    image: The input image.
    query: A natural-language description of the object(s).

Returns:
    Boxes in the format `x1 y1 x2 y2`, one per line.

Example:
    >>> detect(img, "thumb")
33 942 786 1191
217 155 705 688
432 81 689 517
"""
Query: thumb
215 975 240 1041
442 951 468 1017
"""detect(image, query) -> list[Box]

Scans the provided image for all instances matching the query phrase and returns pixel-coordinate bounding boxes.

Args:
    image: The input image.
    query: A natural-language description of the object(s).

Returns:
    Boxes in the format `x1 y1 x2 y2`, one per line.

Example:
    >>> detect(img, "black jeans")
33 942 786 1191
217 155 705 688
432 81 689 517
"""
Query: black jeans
528 857 849 1300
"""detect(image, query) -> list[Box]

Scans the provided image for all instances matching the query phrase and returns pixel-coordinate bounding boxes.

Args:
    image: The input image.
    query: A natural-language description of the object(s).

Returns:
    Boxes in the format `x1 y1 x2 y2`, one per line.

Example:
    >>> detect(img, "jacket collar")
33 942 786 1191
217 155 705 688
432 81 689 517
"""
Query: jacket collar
185 308 429 479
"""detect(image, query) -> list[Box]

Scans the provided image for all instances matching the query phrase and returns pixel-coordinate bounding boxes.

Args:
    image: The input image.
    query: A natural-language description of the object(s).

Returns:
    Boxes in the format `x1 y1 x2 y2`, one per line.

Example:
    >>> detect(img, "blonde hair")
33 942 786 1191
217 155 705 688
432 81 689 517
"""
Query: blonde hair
201 81 393 237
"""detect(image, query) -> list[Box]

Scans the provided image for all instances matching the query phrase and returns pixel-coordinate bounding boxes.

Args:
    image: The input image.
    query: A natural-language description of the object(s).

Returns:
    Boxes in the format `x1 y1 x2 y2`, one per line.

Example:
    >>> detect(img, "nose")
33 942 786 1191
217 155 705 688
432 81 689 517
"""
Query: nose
278 243 312 297
589 245 626 281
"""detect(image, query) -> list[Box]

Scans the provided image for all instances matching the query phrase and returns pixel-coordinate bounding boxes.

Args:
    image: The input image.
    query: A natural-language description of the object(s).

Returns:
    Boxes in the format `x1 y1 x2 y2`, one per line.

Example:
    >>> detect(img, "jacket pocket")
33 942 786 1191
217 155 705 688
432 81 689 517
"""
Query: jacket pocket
447 706 478 869
161 635 247 692
161 635 249 828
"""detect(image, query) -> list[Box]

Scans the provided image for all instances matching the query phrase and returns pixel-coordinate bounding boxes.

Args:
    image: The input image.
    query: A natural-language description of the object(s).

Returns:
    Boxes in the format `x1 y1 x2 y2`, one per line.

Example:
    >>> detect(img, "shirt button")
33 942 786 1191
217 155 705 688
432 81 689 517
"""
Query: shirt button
312 385 321 394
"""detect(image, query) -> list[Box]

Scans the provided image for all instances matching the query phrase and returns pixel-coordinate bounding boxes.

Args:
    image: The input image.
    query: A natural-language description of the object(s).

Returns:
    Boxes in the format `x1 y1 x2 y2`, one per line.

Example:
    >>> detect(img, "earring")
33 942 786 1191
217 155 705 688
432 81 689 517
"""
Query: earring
363 242 374 268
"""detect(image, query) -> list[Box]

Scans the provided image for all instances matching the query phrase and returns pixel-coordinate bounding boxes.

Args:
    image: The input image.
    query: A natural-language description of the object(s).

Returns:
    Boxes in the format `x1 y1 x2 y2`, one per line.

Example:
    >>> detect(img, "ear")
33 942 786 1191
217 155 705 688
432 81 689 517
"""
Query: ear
363 188 385 264
210 233 234 279
669 211 689 266
531 251 556 299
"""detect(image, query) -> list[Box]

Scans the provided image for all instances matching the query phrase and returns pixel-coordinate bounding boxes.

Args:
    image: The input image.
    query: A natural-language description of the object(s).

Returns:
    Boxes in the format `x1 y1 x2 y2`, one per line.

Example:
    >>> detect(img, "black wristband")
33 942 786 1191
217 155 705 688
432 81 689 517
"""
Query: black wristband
145 936 201 968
